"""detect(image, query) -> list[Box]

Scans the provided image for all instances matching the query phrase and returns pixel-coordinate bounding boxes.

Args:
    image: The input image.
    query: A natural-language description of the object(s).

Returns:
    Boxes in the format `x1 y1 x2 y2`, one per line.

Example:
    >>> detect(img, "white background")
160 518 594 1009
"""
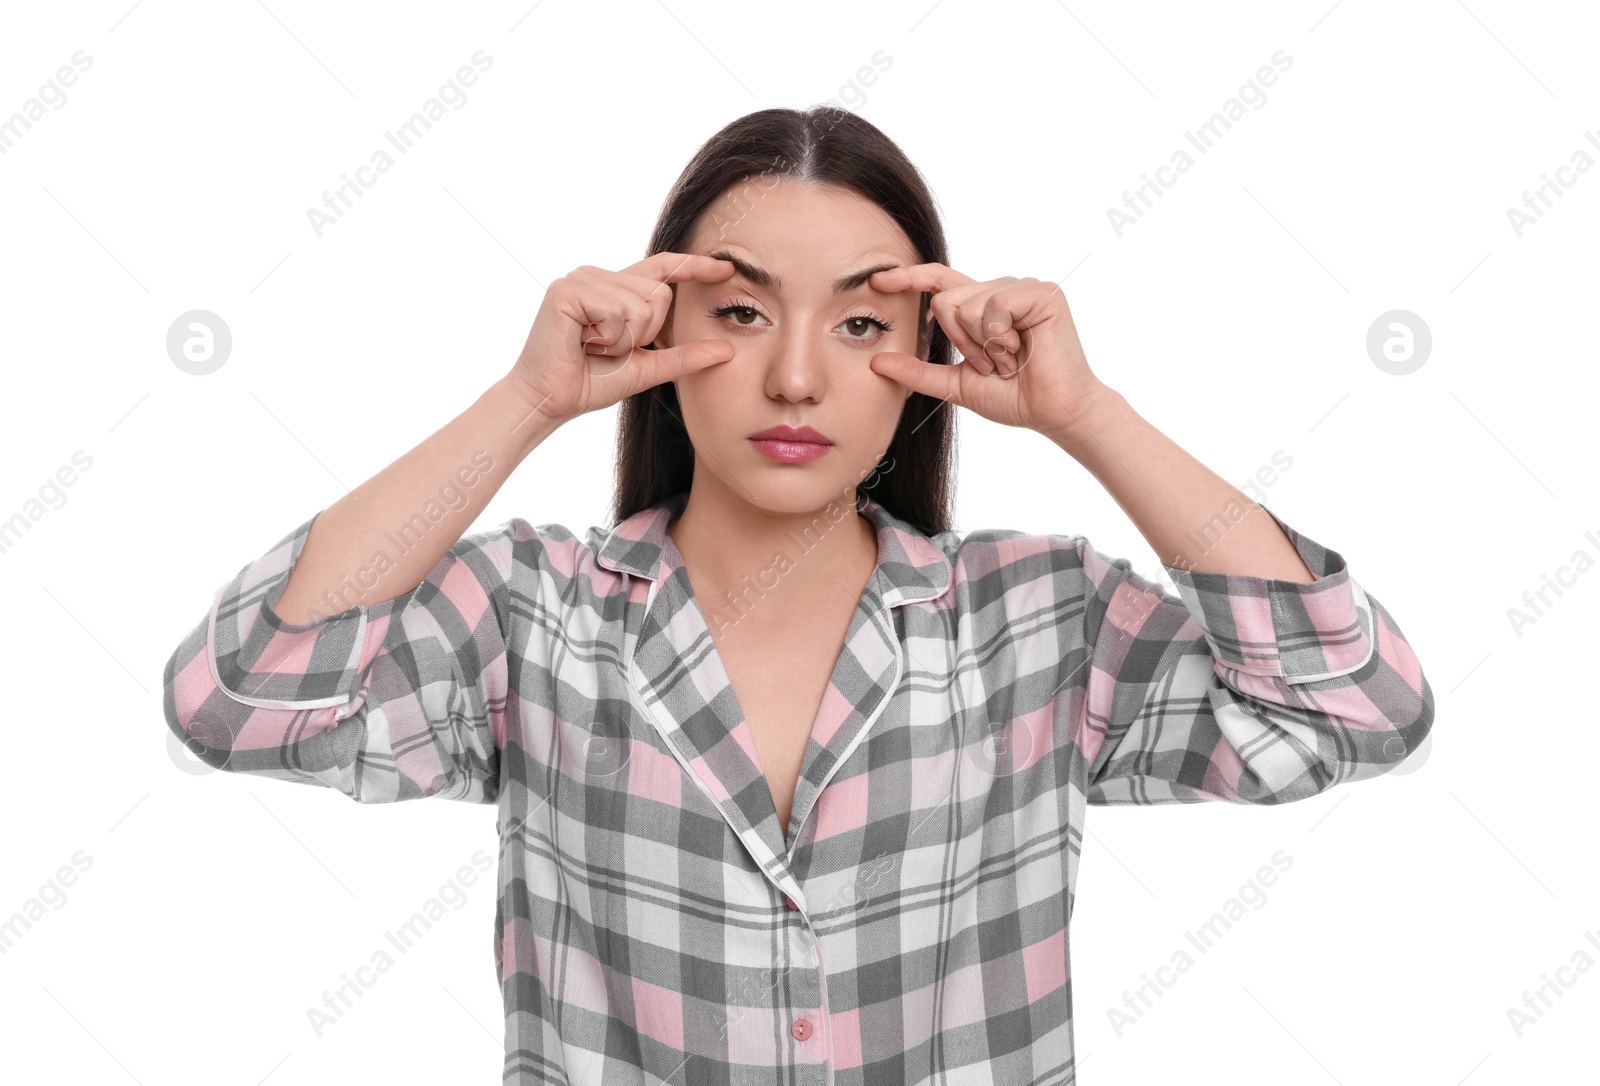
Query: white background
1 1 1594 1083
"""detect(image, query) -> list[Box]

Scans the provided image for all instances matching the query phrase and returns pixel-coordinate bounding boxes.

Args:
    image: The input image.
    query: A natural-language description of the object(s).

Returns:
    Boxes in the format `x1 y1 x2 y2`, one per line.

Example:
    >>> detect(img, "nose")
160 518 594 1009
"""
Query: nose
762 320 830 402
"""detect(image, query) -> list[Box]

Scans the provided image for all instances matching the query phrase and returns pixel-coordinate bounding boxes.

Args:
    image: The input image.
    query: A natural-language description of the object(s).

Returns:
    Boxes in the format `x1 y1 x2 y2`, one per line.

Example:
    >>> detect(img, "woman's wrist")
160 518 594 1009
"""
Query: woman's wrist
487 372 569 460
1038 380 1130 457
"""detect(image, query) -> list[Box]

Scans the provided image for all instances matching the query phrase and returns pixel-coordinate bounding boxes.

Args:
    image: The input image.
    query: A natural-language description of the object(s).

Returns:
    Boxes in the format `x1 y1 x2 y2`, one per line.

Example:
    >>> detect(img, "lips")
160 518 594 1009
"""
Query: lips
749 425 832 445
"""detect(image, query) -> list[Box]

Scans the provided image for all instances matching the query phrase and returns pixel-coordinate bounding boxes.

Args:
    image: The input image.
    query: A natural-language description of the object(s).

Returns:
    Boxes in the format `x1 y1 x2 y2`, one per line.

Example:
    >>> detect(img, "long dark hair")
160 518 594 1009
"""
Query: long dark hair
608 106 957 537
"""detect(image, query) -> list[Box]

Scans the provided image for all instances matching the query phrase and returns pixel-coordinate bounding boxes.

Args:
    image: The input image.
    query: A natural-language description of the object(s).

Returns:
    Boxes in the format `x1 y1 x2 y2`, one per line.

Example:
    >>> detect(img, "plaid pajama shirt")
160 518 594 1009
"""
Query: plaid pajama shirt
163 489 1434 1084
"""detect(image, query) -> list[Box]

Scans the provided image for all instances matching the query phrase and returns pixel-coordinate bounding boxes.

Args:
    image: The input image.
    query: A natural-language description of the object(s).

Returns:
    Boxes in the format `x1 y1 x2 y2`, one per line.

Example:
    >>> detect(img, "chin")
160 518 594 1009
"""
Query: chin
737 478 860 518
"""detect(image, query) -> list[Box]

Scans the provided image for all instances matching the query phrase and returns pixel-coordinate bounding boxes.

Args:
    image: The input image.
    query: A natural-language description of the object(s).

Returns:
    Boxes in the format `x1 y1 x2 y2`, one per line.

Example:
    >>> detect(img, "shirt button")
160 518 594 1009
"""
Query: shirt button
791 1016 812 1041
784 894 798 911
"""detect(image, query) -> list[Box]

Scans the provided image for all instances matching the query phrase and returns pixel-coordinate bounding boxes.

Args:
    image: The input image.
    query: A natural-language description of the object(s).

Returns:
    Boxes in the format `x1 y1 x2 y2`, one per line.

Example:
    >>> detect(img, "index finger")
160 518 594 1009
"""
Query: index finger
868 262 974 295
627 251 738 285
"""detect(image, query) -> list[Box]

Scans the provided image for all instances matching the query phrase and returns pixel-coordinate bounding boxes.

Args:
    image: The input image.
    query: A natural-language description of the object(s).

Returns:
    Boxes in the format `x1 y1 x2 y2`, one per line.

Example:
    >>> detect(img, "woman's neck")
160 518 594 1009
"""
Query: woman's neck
666 488 879 619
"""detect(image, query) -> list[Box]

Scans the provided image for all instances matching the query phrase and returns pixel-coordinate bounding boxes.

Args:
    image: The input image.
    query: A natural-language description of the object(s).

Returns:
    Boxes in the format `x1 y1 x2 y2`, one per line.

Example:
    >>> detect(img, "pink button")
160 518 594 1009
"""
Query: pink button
791 1016 812 1041
784 895 798 911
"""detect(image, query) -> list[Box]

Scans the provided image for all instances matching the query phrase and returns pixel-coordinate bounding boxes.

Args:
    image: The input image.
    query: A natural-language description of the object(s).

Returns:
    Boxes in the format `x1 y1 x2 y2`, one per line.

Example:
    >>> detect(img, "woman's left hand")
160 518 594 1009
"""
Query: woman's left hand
867 263 1108 435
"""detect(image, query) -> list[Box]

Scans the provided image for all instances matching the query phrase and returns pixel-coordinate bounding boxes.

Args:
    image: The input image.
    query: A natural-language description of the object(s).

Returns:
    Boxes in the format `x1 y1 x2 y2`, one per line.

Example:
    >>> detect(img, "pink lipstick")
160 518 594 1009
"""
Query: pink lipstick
749 424 833 463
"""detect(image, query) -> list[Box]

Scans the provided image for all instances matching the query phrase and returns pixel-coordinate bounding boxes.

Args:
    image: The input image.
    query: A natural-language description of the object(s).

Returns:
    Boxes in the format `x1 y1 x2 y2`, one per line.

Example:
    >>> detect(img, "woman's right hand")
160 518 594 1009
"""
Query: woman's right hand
507 252 738 424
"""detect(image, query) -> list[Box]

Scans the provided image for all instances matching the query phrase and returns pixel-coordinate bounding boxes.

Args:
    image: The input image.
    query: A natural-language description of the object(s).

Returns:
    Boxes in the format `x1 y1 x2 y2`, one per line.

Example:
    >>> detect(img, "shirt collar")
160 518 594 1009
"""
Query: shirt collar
594 491 953 608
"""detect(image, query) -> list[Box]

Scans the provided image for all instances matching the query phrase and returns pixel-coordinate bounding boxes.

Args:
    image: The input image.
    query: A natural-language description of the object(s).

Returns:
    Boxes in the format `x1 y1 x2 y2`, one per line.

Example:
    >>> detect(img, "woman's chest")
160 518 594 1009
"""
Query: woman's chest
711 615 850 840
516 565 1081 844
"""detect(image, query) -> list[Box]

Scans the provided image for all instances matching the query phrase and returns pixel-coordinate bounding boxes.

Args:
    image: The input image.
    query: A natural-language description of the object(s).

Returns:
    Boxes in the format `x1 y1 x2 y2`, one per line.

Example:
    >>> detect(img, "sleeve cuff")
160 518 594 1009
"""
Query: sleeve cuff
1159 503 1376 685
204 512 401 713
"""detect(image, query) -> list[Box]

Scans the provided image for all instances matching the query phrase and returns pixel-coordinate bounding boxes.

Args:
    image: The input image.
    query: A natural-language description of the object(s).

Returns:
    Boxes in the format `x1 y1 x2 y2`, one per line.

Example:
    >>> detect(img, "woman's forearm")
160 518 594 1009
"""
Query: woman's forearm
1043 384 1317 582
272 374 564 625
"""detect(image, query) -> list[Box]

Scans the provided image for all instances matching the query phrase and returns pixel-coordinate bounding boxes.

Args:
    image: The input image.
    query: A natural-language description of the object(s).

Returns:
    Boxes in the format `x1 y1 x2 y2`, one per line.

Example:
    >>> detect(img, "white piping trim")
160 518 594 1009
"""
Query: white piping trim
205 581 365 713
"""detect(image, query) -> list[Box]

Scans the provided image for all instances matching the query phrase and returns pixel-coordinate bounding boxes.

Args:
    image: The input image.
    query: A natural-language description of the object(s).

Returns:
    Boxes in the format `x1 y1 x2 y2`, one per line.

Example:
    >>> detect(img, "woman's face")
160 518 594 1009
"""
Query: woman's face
656 180 929 517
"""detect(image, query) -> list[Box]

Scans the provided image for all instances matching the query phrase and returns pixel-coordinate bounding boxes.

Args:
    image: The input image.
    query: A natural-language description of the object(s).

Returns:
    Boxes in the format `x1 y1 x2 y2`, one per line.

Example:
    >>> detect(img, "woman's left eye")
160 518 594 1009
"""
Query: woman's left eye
841 314 894 339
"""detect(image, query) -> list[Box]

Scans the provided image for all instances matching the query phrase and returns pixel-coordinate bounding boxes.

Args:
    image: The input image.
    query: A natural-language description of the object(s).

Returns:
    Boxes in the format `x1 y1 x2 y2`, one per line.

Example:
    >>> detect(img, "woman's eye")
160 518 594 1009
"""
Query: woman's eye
711 305 764 326
709 306 893 339
842 315 893 340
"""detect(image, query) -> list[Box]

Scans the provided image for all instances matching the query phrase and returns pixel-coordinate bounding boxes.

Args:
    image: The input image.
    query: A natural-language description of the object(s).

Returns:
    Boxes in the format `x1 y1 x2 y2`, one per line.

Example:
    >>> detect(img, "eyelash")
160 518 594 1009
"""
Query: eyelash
707 302 896 339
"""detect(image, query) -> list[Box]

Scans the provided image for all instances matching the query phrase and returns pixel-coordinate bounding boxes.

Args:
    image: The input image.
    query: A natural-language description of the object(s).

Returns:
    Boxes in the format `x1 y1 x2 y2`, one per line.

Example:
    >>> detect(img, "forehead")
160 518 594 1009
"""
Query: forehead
684 179 919 272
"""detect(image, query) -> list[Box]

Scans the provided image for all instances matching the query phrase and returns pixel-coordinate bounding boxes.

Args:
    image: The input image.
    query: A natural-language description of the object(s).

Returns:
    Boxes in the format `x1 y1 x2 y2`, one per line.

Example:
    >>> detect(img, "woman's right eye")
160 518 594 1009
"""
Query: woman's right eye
709 304 766 327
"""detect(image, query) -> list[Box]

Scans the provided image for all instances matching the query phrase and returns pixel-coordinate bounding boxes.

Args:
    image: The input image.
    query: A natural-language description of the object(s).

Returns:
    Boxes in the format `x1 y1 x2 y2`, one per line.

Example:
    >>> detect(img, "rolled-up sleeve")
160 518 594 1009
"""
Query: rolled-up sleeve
162 510 527 805
1075 504 1434 805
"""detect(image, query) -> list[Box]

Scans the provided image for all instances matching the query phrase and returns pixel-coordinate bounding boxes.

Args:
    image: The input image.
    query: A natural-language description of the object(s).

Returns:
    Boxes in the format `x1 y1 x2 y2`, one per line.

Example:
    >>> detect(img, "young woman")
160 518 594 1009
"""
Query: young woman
164 106 1434 1084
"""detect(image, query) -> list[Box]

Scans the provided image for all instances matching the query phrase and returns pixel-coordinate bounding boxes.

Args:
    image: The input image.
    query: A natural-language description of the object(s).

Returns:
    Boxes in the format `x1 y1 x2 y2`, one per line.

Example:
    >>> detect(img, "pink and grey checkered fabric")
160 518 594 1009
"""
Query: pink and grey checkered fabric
164 490 1433 1084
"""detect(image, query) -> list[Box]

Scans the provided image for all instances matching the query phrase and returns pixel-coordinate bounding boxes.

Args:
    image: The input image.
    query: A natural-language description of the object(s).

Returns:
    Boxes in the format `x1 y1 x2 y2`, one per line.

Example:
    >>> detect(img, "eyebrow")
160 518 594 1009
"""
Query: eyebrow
706 248 900 295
